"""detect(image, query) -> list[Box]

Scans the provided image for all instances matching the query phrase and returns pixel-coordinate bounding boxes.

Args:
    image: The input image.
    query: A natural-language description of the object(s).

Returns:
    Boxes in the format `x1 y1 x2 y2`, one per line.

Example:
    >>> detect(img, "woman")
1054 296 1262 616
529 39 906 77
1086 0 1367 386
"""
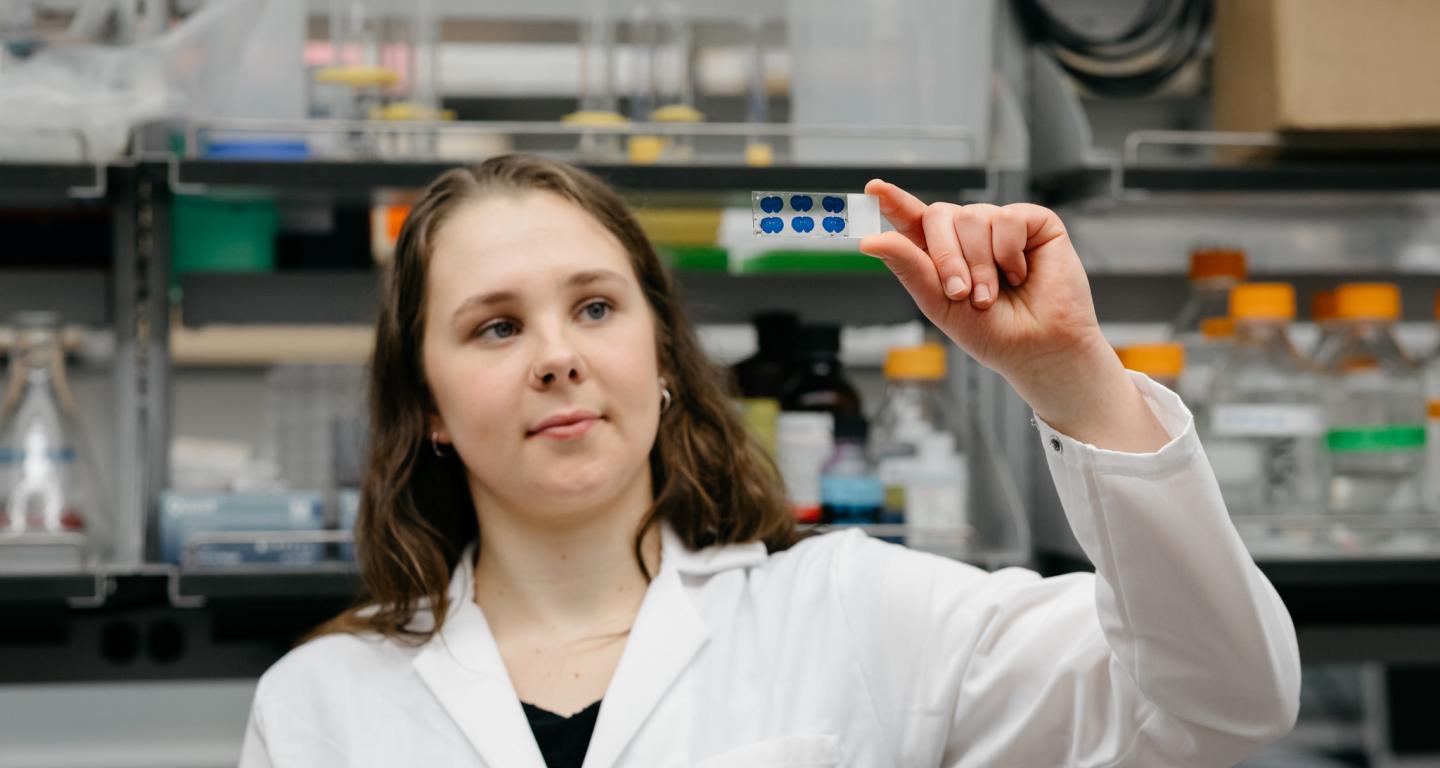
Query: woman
240 154 1299 767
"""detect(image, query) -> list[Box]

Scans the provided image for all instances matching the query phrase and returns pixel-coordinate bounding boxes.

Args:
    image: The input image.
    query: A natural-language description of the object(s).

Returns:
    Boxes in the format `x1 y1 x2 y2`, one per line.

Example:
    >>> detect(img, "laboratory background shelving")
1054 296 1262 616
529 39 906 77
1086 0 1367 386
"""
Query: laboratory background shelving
3 17 1440 766
0 155 1015 686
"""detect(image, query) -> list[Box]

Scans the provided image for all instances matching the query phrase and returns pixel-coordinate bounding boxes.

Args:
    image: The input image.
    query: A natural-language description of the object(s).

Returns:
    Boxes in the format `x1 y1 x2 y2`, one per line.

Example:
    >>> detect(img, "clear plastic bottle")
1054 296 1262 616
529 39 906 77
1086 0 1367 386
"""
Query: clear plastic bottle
1322 283 1426 515
1116 343 1184 392
1207 283 1326 516
1308 289 1349 368
819 413 883 527
902 431 968 553
1171 247 1247 338
1424 290 1440 513
0 312 108 563
870 343 954 543
871 343 953 454
1179 317 1234 416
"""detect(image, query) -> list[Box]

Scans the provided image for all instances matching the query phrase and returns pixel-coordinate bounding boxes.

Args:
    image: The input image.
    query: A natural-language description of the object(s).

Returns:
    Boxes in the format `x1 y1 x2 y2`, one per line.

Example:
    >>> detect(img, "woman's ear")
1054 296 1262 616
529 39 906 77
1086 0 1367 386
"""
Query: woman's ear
428 412 450 444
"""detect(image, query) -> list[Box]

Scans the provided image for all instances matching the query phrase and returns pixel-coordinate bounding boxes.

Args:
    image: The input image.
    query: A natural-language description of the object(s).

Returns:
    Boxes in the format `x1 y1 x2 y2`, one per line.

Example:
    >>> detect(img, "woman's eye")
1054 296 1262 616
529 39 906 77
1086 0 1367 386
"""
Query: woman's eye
477 320 518 340
581 301 611 321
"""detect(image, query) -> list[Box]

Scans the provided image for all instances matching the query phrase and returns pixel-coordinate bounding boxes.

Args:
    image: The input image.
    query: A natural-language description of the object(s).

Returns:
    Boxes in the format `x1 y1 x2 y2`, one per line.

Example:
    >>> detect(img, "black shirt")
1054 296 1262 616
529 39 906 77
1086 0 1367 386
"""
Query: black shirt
522 699 602 768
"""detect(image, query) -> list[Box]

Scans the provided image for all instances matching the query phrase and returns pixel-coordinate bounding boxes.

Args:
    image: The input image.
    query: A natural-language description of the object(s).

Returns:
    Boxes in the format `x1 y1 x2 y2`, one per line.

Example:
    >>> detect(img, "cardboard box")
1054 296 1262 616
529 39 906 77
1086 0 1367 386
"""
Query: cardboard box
1213 0 1440 133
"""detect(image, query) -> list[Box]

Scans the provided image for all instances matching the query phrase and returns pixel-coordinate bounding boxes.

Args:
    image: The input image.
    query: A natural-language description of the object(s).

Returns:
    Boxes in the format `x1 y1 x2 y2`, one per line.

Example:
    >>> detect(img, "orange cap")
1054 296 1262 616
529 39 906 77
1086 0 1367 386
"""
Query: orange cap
1334 283 1400 321
1117 343 1184 379
384 204 410 242
1200 317 1235 339
1433 290 1440 321
1189 248 1248 282
884 343 946 380
1230 283 1295 321
1311 290 1336 323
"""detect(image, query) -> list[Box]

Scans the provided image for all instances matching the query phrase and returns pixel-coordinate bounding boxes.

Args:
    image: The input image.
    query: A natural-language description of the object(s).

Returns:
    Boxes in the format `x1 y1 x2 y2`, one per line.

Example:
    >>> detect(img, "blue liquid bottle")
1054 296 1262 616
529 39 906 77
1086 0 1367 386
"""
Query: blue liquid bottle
820 413 883 527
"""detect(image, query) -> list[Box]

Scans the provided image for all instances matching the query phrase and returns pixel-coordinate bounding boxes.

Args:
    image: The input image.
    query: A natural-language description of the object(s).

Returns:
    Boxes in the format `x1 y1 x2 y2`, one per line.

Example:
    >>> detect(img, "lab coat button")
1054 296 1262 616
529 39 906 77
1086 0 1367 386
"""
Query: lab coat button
1049 436 1063 453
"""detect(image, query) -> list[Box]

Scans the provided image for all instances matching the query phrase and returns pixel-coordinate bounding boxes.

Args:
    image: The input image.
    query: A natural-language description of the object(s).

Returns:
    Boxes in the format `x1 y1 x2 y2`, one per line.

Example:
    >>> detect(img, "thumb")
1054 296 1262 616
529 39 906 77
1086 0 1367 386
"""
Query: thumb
859 231 945 318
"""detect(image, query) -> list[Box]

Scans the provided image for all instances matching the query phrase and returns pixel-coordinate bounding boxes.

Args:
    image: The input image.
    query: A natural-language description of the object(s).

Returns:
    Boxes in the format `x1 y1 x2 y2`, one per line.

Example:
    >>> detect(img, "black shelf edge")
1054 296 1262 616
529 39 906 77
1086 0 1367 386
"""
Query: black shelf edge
174 159 988 196
0 162 104 201
1088 273 1440 324
0 572 104 604
1126 164 1440 193
0 270 112 326
1035 164 1440 203
1257 557 1440 589
181 270 918 327
0 566 362 607
677 271 916 325
181 271 380 326
174 566 361 602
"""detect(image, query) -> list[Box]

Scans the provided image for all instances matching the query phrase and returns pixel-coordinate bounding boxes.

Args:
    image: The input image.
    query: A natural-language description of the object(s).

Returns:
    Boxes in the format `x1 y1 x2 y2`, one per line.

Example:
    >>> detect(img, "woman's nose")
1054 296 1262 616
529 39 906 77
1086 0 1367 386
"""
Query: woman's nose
529 333 586 387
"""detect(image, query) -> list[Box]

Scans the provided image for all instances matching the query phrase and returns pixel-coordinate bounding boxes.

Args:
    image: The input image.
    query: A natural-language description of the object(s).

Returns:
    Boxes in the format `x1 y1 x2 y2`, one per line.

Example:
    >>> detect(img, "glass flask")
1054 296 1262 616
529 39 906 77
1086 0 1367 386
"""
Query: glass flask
0 312 108 562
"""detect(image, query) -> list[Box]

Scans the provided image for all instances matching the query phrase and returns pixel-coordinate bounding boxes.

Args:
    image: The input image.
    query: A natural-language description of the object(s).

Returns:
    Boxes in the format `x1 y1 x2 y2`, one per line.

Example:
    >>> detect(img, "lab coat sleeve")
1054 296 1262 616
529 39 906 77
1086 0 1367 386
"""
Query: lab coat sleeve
238 700 275 768
833 371 1300 768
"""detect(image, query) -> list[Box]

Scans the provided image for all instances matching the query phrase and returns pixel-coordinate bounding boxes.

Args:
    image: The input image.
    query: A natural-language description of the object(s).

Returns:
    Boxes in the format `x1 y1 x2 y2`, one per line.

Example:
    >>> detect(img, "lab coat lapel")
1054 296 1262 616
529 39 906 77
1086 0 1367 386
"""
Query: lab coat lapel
413 545 548 768
580 526 711 768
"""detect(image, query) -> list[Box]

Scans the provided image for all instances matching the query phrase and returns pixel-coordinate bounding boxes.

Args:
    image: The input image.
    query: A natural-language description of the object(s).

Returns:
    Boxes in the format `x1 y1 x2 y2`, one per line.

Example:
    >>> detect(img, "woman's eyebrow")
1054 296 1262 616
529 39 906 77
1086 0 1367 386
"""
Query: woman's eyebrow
565 269 627 289
448 270 625 323
451 290 517 323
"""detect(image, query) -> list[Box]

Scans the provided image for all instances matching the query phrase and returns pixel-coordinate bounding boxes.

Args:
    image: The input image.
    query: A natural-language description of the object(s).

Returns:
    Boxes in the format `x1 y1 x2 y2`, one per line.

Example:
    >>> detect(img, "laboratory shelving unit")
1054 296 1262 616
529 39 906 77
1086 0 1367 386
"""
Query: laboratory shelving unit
1023 55 1440 685
0 151 1017 684
5 74 1440 707
5 137 1440 691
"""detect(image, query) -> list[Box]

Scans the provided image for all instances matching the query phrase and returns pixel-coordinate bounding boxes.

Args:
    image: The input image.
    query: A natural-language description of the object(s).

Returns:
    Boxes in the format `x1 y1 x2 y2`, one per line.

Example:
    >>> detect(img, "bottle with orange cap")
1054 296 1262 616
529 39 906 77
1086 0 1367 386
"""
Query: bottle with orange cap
1207 283 1326 516
1308 289 1350 367
1426 291 1440 514
870 343 965 544
1171 247 1247 338
1116 343 1184 392
1178 317 1234 412
1322 283 1425 515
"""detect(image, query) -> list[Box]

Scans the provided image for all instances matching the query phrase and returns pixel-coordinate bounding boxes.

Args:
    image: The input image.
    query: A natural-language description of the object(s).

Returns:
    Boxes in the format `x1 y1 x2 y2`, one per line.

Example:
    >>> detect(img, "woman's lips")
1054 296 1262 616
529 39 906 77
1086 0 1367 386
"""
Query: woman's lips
528 412 602 440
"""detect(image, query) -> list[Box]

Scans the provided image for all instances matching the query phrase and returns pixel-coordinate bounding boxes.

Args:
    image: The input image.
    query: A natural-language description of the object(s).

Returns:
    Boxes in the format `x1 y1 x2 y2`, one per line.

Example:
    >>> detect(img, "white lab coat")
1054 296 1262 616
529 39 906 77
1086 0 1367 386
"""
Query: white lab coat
240 373 1300 767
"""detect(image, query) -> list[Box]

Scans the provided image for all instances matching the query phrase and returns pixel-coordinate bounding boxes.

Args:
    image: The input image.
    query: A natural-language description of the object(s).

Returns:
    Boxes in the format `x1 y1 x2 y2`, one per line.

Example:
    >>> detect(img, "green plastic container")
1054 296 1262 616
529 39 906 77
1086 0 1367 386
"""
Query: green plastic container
171 194 279 288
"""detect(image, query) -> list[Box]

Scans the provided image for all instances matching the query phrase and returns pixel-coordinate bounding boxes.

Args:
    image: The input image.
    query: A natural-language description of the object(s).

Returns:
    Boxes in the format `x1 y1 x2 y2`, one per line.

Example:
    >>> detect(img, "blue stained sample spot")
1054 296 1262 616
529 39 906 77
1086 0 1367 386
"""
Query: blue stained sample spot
791 216 815 233
790 195 814 212
759 196 784 214
823 216 846 233
822 195 846 213
760 216 785 233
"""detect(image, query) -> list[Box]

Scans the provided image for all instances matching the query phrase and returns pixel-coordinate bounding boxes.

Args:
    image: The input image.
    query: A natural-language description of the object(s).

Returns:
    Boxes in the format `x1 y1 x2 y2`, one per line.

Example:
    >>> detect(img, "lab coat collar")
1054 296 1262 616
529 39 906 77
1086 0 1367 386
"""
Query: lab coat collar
412 521 767 768
657 520 769 575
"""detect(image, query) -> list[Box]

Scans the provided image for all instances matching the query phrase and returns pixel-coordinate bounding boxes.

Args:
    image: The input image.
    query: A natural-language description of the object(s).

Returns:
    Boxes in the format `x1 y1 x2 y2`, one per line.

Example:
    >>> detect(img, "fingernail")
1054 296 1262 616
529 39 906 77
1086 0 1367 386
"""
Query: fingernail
974 283 992 304
1006 271 1020 286
945 276 966 298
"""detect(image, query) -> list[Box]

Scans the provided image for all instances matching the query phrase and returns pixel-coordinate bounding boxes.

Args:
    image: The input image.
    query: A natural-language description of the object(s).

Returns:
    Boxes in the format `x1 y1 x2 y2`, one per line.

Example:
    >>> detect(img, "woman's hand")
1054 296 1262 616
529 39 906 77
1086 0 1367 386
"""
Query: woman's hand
859 180 1171 453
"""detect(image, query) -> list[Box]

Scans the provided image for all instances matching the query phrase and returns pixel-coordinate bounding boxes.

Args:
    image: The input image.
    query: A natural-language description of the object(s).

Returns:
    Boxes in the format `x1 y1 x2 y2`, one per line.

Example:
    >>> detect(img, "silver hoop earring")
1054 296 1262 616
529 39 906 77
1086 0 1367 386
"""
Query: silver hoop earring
431 431 445 458
660 386 673 413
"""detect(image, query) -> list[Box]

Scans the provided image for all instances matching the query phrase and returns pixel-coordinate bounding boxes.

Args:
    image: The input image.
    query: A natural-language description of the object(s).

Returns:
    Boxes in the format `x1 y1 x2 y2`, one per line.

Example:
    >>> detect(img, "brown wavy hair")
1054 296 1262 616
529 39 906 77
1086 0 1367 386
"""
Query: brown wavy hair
311 154 801 644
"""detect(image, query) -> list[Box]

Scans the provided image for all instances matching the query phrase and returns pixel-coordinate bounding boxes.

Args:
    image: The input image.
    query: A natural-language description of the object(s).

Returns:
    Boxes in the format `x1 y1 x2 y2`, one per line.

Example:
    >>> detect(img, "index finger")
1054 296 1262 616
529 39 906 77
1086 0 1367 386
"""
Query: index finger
864 179 928 251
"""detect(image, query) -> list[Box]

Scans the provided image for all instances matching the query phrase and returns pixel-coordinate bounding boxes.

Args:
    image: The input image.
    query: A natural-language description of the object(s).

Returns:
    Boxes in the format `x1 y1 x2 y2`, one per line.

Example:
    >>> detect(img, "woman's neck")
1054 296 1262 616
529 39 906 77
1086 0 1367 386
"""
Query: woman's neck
469 479 662 646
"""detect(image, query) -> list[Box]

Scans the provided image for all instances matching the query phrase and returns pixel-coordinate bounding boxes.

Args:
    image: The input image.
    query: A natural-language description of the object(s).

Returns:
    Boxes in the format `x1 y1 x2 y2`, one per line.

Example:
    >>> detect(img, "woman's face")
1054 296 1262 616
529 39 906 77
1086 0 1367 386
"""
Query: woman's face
422 191 663 520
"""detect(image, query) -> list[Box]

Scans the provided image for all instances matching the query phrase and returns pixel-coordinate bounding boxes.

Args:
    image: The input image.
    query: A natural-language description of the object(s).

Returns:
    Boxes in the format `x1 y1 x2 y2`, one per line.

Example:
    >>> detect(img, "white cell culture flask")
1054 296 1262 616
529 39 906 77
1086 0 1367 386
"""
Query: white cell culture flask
751 192 881 239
